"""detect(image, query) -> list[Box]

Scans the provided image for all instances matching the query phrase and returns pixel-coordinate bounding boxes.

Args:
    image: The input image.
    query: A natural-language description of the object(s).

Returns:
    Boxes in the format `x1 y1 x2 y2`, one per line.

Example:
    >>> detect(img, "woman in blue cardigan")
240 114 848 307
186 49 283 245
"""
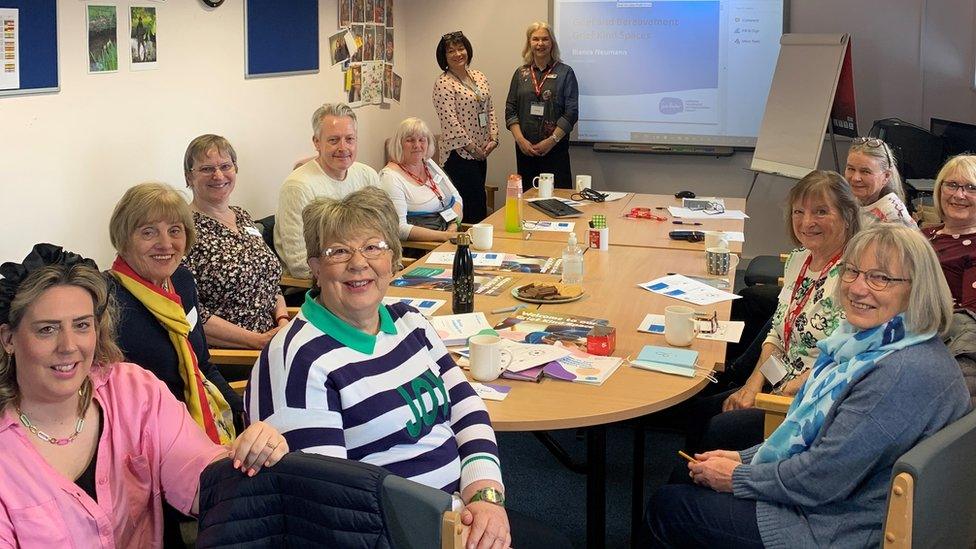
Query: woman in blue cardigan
645 223 971 548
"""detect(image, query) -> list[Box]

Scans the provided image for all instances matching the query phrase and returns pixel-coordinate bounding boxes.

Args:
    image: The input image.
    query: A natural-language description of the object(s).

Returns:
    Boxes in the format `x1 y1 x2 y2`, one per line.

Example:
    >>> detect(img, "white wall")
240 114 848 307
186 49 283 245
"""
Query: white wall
0 1 408 266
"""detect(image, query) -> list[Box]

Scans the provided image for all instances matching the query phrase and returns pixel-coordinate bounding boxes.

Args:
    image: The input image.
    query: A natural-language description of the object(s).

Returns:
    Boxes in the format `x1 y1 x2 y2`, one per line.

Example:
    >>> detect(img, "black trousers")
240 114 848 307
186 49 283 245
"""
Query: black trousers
443 150 489 223
514 141 572 191
645 484 763 548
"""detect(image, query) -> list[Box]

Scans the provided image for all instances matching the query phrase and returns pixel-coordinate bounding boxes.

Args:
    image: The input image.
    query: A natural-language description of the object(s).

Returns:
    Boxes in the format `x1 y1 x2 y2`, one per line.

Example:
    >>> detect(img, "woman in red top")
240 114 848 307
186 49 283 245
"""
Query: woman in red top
924 154 976 310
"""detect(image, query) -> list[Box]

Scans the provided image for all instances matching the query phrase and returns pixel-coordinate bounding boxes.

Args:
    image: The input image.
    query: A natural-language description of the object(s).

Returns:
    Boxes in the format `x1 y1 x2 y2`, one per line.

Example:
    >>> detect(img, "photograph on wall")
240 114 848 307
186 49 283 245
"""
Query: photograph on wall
383 63 393 100
364 0 373 25
347 64 362 106
339 0 351 28
350 24 364 62
129 7 157 70
0 8 20 91
385 27 394 62
385 0 393 27
353 0 364 23
361 61 383 105
373 25 383 63
372 0 384 24
392 71 402 102
328 29 350 66
87 5 118 73
362 24 375 61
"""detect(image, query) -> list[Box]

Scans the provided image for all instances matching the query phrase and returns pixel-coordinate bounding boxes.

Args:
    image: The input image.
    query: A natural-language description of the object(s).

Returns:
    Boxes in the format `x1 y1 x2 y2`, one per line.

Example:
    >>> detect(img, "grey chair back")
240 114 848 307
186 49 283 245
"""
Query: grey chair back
381 474 454 549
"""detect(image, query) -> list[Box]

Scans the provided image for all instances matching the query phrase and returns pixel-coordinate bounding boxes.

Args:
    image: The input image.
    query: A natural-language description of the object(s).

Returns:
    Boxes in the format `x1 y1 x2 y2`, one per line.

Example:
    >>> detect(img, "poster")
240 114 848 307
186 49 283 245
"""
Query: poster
361 60 383 105
328 29 350 65
0 9 19 90
87 5 118 73
129 6 157 70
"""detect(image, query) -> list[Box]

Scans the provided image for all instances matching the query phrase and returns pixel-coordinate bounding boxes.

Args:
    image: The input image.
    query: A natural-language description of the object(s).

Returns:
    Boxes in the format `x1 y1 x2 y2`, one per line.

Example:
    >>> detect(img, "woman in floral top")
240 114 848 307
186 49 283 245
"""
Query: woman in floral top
182 134 288 349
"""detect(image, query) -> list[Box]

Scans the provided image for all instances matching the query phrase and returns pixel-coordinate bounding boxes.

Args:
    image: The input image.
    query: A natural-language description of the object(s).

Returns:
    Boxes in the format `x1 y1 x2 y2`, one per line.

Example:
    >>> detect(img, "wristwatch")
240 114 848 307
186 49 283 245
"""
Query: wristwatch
469 487 505 507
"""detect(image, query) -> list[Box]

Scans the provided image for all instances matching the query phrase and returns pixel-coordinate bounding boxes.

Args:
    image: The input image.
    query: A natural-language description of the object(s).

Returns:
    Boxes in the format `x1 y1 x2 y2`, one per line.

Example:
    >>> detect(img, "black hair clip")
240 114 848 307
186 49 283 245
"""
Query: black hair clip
0 244 97 325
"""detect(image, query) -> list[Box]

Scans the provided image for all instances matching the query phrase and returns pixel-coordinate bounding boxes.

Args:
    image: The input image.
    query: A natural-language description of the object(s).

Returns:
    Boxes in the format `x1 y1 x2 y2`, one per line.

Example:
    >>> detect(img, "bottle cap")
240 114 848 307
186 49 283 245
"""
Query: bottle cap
456 233 471 246
507 174 522 188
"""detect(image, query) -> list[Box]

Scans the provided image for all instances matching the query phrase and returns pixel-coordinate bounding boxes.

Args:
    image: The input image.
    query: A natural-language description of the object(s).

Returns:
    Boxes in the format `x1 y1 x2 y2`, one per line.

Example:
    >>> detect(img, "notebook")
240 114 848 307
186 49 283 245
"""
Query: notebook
527 198 583 218
629 345 699 377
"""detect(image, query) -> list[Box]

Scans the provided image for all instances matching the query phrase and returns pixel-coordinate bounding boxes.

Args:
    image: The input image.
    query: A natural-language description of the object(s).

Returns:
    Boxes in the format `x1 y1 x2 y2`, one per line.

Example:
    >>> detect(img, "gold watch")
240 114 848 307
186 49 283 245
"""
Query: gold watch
469 487 505 507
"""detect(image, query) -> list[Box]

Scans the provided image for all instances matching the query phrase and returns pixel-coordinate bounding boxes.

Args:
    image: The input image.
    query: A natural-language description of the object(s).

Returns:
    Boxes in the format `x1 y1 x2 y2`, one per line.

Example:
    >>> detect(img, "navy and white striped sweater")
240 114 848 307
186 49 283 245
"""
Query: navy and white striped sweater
246 298 503 494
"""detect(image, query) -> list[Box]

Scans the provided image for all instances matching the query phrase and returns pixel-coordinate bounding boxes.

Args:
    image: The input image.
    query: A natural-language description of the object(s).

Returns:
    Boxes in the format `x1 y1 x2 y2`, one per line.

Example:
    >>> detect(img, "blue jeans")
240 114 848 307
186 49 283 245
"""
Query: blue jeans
645 484 764 548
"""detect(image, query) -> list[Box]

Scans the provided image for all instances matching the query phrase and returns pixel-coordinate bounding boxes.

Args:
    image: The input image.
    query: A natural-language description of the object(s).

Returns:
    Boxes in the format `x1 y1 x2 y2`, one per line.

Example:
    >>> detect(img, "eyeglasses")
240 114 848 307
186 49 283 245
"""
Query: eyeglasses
192 163 237 176
840 263 911 291
852 136 895 167
321 240 391 264
442 31 464 41
943 181 976 195
695 311 719 334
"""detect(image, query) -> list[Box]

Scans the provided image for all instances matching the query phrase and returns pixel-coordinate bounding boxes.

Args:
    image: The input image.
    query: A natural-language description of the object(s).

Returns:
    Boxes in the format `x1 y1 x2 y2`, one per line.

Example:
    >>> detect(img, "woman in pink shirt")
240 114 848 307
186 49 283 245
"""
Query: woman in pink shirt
0 244 288 548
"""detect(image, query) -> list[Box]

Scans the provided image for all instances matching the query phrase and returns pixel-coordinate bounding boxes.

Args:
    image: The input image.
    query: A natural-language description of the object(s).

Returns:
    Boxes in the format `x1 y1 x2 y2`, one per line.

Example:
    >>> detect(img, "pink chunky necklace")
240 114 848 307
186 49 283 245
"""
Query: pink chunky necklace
17 378 92 446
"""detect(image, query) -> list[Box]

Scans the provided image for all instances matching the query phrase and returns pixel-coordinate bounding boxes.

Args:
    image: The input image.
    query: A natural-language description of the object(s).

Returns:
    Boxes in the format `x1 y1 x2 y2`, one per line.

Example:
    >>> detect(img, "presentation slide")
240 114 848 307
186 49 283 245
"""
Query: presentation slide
554 0 784 147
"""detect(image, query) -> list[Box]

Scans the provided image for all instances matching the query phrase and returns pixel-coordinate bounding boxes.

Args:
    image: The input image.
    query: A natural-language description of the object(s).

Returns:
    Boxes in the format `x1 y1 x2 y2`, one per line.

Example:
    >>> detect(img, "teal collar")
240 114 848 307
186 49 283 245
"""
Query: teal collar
300 291 397 354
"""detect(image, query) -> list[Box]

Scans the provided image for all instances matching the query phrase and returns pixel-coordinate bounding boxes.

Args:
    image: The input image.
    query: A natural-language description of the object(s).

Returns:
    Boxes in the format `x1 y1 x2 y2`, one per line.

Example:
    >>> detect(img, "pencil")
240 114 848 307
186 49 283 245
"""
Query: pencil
677 450 699 464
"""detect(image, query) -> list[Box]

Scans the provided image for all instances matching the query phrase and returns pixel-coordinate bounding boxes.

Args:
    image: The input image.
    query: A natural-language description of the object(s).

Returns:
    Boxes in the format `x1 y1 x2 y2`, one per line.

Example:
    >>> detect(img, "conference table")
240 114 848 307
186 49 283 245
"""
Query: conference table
485 189 746 253
385 200 745 548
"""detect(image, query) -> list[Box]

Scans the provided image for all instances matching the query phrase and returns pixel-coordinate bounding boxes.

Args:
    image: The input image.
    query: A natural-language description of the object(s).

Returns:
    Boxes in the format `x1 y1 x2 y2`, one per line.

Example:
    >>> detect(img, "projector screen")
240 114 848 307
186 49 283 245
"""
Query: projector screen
553 0 786 148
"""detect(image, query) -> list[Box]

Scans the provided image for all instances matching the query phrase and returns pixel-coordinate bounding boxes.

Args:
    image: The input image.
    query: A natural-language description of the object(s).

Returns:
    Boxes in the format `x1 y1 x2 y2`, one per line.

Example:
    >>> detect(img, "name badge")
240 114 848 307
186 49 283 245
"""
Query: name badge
187 307 199 331
759 354 788 386
546 73 558 79
478 112 488 128
440 208 459 223
244 225 263 238
530 102 545 117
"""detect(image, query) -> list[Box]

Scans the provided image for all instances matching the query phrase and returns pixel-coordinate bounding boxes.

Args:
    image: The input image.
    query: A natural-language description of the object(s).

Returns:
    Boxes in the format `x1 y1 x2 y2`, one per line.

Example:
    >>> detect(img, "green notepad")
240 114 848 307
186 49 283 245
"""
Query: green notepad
630 345 699 377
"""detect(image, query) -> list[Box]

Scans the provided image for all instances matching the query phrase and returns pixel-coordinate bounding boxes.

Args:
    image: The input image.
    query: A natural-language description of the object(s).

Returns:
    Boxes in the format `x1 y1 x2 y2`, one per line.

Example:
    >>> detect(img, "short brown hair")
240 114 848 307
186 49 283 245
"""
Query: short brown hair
183 134 238 178
302 186 402 269
109 182 196 255
786 170 862 247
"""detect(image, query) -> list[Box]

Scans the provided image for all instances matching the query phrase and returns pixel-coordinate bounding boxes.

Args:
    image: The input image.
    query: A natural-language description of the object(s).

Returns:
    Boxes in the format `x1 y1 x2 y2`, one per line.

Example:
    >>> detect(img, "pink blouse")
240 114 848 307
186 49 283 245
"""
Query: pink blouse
432 69 499 164
0 363 226 548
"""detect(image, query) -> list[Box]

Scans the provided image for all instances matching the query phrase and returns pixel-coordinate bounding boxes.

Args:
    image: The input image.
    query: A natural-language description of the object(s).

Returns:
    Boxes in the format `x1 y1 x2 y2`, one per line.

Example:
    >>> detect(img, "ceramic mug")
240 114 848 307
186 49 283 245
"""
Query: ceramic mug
704 231 728 250
469 334 513 382
532 173 555 199
469 223 493 250
575 174 592 191
664 305 698 347
705 247 740 277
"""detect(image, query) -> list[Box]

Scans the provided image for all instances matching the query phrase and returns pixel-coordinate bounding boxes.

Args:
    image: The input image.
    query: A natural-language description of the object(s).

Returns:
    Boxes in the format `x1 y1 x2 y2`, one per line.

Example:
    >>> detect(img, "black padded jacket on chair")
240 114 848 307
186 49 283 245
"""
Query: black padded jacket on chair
196 453 455 549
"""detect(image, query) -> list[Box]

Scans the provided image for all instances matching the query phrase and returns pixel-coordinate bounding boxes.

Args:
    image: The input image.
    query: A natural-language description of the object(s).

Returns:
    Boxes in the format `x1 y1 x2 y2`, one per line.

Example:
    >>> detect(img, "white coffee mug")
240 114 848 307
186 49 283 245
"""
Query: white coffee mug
705 247 740 277
664 305 698 347
469 335 513 382
703 231 728 250
532 173 555 198
469 223 493 250
575 174 592 191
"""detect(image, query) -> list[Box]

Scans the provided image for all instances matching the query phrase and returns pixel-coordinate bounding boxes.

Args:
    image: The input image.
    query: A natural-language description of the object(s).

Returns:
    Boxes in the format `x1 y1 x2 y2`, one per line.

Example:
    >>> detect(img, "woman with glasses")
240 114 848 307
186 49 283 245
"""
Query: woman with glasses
646 223 970 548
182 135 288 350
432 31 498 222
379 118 463 242
246 187 568 549
846 137 916 227
505 22 579 190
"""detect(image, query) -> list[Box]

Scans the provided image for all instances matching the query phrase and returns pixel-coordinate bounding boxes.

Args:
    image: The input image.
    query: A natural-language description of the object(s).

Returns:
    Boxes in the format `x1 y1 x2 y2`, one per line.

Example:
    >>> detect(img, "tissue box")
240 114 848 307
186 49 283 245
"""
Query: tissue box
586 326 616 356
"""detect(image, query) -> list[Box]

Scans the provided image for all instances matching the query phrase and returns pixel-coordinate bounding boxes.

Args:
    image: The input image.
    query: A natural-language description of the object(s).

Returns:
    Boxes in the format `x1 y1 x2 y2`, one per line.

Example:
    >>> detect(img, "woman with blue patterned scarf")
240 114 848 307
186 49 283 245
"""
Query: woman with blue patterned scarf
645 224 971 548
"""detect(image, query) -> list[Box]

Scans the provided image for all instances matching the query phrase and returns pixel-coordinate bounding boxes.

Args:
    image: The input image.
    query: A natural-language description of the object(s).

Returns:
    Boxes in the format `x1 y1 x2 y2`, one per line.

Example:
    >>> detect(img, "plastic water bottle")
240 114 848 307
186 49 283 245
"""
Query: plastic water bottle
452 233 475 313
504 174 523 233
561 232 583 284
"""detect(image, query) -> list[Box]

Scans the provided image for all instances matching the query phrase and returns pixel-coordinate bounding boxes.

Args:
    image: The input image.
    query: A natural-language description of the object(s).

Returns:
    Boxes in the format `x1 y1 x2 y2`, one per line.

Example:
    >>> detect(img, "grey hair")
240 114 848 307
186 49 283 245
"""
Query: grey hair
311 103 357 139
933 154 976 222
786 170 861 247
302 186 403 270
521 22 561 65
386 117 436 164
848 139 906 203
836 223 953 336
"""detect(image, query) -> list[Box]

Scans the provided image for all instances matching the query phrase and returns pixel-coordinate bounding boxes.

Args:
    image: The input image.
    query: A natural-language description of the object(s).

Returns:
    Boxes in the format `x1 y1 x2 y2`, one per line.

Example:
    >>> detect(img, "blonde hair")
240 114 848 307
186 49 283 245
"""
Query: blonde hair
933 154 976 222
387 117 436 164
302 186 403 269
848 138 905 203
109 182 196 255
521 22 561 65
786 170 861 246
0 263 122 411
836 223 953 336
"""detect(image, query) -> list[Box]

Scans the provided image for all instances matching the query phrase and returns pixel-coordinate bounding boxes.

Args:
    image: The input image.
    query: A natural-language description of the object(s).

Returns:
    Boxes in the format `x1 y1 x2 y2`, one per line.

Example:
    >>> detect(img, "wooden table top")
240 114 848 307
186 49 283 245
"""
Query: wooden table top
387 239 736 431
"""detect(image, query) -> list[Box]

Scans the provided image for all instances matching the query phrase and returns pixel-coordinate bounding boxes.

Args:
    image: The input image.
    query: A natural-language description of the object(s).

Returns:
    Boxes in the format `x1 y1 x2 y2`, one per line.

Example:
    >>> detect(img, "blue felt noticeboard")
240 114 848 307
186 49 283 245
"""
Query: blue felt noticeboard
244 0 319 78
0 0 58 96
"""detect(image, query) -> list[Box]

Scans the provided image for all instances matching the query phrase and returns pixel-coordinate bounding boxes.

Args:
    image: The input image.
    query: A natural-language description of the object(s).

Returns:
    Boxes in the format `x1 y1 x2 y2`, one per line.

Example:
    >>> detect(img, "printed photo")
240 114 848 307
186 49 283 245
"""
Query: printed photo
362 24 375 61
364 0 374 25
392 71 402 102
351 24 364 62
347 64 362 104
338 0 351 27
328 29 350 65
385 0 394 27
373 25 383 63
385 27 394 62
87 5 118 73
373 0 384 24
129 7 157 69
353 0 365 23
383 63 393 100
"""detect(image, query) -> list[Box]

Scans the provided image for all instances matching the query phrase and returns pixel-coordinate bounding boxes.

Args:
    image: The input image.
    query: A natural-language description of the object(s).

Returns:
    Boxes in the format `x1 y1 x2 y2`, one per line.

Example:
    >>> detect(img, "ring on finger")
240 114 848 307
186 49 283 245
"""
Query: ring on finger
266 440 279 450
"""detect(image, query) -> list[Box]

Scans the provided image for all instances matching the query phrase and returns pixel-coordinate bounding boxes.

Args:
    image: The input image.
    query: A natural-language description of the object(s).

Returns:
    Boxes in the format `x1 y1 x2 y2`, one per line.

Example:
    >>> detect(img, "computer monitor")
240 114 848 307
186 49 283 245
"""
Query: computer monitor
931 118 976 157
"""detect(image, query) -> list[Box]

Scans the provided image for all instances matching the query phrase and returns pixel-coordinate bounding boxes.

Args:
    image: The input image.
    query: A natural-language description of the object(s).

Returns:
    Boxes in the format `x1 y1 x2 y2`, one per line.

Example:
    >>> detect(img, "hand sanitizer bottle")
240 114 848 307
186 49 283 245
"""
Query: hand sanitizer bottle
561 232 583 284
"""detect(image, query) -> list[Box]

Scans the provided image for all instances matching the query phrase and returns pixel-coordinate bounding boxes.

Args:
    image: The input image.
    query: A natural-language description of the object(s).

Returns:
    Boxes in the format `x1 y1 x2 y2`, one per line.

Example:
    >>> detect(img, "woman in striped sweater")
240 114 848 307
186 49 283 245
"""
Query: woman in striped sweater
246 187 512 548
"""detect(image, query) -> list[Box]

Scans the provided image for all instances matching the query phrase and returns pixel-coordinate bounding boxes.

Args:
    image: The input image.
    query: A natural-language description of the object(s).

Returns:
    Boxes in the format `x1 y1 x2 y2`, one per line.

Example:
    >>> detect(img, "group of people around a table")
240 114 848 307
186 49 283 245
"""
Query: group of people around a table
1 17 975 549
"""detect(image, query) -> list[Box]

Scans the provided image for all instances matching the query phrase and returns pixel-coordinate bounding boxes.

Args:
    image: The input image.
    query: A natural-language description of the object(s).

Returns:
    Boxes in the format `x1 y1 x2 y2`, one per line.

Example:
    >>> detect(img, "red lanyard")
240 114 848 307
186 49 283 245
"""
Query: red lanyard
529 63 555 99
782 251 842 350
397 162 444 202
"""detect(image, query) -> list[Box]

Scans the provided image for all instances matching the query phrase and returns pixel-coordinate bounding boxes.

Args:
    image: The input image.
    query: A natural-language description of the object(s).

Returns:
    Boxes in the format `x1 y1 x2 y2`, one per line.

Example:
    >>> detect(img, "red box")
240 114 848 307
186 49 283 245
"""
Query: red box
586 326 616 356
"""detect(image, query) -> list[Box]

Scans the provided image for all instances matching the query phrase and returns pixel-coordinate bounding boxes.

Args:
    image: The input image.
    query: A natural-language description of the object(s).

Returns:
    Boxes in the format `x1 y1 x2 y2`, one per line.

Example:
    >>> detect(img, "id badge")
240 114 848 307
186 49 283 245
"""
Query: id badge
440 208 459 223
530 102 545 117
478 112 488 128
244 225 263 238
759 354 788 385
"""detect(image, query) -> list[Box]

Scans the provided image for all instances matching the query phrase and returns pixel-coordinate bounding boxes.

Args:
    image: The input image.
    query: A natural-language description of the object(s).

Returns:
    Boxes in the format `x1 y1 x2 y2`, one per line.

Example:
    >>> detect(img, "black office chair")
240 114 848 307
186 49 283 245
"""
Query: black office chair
253 214 276 255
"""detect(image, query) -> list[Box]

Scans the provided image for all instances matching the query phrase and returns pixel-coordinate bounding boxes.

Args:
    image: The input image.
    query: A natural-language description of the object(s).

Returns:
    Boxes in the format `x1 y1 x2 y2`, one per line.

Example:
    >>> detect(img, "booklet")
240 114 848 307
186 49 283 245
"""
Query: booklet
428 312 492 347
381 296 445 317
629 345 699 378
426 251 505 268
392 267 513 296
493 309 610 352
543 353 622 386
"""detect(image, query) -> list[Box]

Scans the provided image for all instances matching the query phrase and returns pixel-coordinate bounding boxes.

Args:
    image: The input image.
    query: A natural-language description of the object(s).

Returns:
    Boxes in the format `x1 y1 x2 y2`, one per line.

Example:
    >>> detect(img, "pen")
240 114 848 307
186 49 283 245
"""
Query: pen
678 450 699 464
672 221 702 226
491 304 526 314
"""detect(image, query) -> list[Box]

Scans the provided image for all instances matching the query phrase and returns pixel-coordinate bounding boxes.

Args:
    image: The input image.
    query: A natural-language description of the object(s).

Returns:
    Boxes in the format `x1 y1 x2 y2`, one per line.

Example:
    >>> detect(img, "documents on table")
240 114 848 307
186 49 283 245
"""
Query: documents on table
381 296 446 317
637 313 745 343
522 220 576 232
428 312 493 346
600 191 630 202
525 196 586 208
629 345 699 378
426 251 505 267
638 274 741 305
667 206 749 220
471 382 511 401
723 231 745 242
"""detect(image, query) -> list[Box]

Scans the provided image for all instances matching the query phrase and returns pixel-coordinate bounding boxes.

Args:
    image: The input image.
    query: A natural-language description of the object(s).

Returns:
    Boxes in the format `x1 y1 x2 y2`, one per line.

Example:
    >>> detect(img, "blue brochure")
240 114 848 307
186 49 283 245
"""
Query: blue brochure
630 345 699 377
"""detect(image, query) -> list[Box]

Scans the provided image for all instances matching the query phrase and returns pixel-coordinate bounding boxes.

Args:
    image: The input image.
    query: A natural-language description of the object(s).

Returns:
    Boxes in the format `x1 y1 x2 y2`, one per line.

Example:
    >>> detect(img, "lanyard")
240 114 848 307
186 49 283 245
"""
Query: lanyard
782 251 842 351
452 71 485 104
529 63 555 99
397 162 444 204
